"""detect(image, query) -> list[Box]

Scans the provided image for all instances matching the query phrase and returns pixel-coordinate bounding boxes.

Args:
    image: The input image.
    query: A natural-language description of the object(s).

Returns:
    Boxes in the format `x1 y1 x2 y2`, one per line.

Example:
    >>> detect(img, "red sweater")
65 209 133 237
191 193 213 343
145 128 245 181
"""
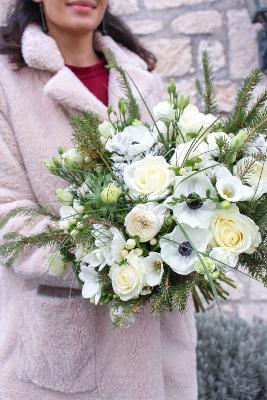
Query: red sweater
66 58 109 106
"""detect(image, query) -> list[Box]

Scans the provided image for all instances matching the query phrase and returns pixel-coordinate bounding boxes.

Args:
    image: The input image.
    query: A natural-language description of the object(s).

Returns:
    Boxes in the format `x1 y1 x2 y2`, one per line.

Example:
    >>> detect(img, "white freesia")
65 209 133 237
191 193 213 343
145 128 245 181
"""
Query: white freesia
170 139 210 167
234 157 267 200
165 173 216 228
99 120 115 139
125 202 167 242
210 208 262 255
207 131 231 157
109 251 145 301
153 101 175 121
209 247 239 271
160 224 212 275
124 156 175 200
179 104 216 135
216 175 254 202
79 266 102 305
144 252 164 286
105 125 155 158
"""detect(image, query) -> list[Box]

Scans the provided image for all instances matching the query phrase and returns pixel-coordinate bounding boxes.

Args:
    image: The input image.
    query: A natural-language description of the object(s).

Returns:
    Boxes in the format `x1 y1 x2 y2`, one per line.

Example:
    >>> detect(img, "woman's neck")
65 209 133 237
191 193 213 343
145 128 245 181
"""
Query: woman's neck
48 25 100 67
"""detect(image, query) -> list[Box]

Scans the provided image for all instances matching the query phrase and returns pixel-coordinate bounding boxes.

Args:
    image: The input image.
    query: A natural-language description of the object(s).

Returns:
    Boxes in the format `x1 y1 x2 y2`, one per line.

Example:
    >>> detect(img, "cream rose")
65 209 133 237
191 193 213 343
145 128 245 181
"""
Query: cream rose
109 252 145 301
125 202 167 242
210 208 261 255
123 155 175 200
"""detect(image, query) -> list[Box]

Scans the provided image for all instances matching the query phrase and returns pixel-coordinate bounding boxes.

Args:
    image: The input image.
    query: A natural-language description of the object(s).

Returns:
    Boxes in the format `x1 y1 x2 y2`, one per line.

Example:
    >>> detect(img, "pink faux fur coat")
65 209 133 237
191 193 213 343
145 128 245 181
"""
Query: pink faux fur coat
0 24 198 400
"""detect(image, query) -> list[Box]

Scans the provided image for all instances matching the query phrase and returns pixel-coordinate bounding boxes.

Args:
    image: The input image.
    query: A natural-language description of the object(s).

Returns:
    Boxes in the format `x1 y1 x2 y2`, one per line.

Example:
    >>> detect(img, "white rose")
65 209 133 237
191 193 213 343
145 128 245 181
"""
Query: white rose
179 104 216 135
144 252 164 286
210 208 261 255
124 155 175 201
153 101 175 121
99 120 115 139
170 139 210 167
125 202 167 242
109 252 145 301
234 157 267 200
207 131 231 157
209 247 238 271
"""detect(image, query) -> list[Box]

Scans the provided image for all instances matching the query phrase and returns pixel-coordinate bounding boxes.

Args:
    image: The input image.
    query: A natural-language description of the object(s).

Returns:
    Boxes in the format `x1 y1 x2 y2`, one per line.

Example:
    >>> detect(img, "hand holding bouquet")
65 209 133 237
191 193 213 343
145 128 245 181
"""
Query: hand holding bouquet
1 51 266 327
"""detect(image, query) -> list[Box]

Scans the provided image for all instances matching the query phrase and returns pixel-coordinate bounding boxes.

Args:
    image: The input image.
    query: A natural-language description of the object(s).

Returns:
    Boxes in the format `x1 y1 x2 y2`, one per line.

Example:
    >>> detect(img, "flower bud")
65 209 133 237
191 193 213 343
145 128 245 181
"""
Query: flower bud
48 253 67 277
58 146 65 155
195 257 216 274
118 99 127 115
121 249 129 258
99 120 115 139
150 238 157 246
126 239 136 250
177 94 190 110
56 188 73 206
100 183 122 205
221 200 231 209
212 270 220 280
134 248 143 257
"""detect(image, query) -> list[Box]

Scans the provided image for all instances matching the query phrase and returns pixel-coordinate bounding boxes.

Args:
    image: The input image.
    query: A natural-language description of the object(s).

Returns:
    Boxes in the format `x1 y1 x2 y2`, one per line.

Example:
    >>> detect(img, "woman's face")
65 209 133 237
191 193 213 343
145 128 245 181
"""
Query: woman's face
34 0 108 34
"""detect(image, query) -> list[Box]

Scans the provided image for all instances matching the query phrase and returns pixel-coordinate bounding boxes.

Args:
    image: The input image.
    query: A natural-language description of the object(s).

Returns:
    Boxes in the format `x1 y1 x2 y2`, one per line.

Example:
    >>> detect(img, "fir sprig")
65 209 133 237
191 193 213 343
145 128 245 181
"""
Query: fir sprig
196 50 218 115
0 205 58 229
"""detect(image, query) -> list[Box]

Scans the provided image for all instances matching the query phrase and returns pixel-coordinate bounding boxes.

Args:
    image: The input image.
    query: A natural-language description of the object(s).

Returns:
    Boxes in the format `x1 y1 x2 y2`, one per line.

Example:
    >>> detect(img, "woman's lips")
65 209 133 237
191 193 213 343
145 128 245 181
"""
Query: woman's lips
67 1 96 10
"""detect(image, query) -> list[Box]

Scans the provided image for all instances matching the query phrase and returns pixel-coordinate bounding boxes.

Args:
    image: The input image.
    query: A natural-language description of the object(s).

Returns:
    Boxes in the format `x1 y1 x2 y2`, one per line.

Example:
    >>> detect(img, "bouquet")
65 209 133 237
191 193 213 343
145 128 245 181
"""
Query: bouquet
1 51 266 327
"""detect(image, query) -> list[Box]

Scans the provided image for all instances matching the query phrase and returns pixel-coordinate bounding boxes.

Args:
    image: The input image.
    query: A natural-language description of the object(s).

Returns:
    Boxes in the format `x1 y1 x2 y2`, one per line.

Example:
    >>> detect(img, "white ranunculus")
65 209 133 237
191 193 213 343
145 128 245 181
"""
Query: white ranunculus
165 172 216 229
160 224 212 275
207 131 231 157
170 139 210 167
209 247 239 271
79 266 102 305
109 251 145 301
105 125 155 159
216 175 254 202
62 148 83 165
234 157 267 200
125 202 167 242
210 208 262 255
179 104 216 136
143 252 164 286
99 120 115 139
153 101 175 121
123 155 175 201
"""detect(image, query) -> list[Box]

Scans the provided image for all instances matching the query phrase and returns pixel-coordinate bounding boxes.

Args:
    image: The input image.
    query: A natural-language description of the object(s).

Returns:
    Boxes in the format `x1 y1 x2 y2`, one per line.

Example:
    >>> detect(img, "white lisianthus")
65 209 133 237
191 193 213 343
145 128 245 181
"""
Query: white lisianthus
143 252 164 286
160 224 212 275
48 253 67 277
234 157 267 200
62 148 83 165
153 101 175 121
179 104 216 136
209 247 239 271
165 173 216 229
153 120 174 142
99 120 115 139
170 139 210 167
123 156 175 201
56 188 73 205
210 208 262 255
207 131 231 157
125 202 167 242
216 175 254 202
79 266 102 305
109 251 145 301
105 125 155 159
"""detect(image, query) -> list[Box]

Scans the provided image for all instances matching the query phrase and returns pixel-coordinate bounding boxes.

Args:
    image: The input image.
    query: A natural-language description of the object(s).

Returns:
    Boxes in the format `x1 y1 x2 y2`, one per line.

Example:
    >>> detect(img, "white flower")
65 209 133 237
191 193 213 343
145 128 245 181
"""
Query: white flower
153 101 175 121
79 266 102 305
165 172 216 228
62 148 83 165
105 125 155 158
245 134 267 155
216 175 254 202
99 120 115 139
179 104 216 135
160 224 212 275
210 208 262 255
58 205 78 231
110 227 126 266
170 139 210 167
234 157 267 200
143 252 164 286
125 202 167 242
48 253 67 277
109 251 145 301
207 131 231 157
124 155 175 201
81 248 108 271
209 247 238 271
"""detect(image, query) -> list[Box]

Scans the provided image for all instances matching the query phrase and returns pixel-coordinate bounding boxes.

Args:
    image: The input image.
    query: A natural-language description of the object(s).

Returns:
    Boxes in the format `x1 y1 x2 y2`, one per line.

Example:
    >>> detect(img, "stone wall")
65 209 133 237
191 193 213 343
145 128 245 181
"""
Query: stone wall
1 0 267 322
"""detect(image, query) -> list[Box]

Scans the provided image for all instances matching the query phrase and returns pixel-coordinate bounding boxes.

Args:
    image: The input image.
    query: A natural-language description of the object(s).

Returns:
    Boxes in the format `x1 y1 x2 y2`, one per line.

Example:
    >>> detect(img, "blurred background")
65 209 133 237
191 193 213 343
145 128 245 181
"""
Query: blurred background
0 0 266 323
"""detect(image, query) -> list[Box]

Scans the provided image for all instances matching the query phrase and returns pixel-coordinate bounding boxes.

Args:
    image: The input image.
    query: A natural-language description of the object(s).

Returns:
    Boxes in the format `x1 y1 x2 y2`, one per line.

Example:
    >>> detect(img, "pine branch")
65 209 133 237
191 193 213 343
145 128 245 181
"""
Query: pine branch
245 89 267 124
198 50 218 115
105 49 141 122
0 205 58 229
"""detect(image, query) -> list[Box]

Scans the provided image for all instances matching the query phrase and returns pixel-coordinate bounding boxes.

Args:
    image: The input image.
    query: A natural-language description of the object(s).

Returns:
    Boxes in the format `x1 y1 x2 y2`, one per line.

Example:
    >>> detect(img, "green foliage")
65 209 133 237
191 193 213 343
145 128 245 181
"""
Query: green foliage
0 205 58 229
196 50 218 115
197 313 267 400
105 49 141 122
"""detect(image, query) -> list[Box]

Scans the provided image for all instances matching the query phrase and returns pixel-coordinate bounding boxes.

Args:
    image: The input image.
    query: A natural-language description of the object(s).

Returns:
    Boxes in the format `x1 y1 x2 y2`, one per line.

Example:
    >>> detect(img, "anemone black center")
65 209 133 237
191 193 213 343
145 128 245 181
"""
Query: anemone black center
187 193 203 210
178 241 193 257
131 141 140 145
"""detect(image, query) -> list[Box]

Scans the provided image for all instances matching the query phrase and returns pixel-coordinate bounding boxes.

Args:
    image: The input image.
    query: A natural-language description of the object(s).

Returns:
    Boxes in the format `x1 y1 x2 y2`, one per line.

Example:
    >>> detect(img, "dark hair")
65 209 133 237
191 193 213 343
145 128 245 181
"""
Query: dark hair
0 0 157 71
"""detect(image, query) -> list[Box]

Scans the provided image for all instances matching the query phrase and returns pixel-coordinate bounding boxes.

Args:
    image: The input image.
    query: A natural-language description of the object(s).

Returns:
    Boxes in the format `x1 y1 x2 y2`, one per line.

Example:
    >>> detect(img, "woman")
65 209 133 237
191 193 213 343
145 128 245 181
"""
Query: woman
0 1 198 399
